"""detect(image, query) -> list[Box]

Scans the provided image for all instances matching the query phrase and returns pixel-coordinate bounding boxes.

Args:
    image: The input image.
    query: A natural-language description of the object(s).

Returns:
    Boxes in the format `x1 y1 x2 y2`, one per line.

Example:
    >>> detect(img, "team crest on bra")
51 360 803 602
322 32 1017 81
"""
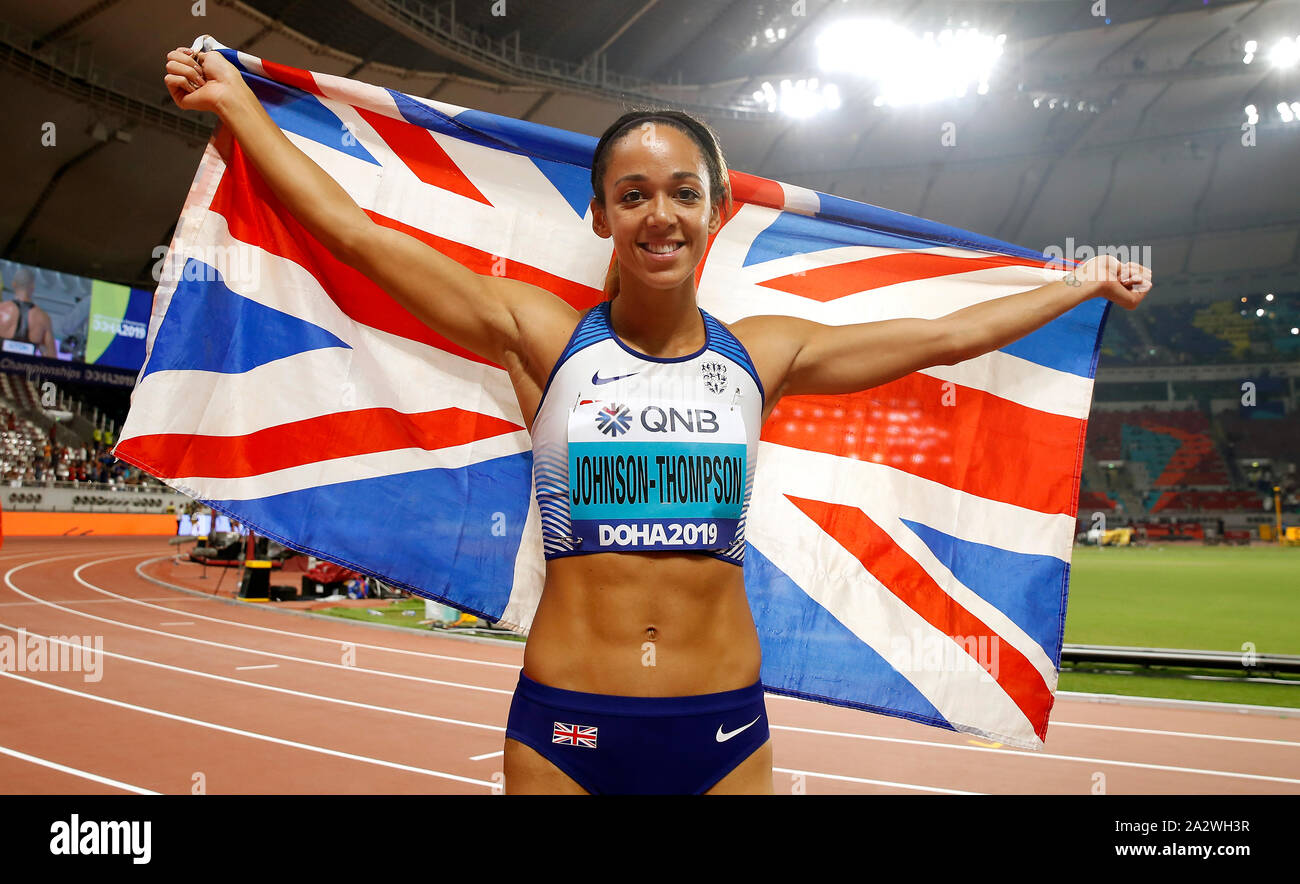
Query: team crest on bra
700 360 728 395
595 402 632 436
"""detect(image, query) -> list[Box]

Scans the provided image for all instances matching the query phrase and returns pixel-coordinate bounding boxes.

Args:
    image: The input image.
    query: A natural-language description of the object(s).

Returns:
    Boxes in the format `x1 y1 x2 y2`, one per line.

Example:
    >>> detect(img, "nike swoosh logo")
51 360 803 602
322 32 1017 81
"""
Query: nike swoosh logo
592 370 640 385
715 716 761 743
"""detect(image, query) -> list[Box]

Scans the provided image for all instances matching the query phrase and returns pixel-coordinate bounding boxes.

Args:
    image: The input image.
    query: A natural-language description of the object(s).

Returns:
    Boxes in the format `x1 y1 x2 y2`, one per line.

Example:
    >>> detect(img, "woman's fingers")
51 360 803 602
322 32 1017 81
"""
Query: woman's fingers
165 48 205 83
165 59 204 90
164 73 193 97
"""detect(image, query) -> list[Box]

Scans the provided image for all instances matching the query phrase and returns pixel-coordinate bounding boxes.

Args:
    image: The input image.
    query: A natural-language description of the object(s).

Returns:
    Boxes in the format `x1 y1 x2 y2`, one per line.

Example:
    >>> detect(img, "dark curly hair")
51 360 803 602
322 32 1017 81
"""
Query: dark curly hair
590 110 732 300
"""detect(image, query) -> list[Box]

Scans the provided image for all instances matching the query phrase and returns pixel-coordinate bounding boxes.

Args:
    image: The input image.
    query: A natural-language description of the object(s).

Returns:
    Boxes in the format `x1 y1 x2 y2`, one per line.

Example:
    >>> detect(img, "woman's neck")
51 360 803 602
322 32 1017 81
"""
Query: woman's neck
607 282 704 358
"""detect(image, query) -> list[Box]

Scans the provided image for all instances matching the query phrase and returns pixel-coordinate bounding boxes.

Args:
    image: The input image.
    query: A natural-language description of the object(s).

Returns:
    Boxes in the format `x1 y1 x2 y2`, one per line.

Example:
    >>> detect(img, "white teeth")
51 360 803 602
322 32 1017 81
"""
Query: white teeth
642 243 681 254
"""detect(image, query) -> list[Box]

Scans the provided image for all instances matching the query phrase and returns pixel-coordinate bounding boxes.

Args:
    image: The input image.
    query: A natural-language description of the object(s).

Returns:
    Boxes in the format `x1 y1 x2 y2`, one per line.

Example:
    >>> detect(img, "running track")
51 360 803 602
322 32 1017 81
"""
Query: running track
1 537 1296 795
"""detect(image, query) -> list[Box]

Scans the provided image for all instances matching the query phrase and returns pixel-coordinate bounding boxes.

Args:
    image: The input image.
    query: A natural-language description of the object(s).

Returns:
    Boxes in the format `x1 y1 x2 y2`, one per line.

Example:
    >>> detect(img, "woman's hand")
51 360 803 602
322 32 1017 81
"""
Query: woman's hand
1073 254 1152 310
163 40 249 116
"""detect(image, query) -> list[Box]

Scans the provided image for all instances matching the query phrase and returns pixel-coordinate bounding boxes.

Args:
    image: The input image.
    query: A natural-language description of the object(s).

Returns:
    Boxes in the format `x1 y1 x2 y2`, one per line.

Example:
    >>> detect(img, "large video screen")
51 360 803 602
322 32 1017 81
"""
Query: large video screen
0 258 151 373
177 511 248 536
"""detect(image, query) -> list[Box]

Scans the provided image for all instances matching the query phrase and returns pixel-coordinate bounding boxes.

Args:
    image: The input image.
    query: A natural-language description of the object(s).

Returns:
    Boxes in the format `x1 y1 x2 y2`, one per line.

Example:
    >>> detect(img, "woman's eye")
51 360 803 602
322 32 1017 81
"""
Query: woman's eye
678 189 700 200
620 190 642 202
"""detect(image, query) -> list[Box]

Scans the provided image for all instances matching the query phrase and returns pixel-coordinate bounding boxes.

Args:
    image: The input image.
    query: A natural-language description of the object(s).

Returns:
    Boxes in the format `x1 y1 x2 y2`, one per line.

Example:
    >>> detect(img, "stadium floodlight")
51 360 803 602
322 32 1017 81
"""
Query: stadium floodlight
1256 308 1266 317
1291 327 1298 335
1245 104 1259 124
1243 39 1257 64
1266 293 1275 301
754 78 841 118
1278 101 1296 123
816 20 1004 106
1268 35 1300 68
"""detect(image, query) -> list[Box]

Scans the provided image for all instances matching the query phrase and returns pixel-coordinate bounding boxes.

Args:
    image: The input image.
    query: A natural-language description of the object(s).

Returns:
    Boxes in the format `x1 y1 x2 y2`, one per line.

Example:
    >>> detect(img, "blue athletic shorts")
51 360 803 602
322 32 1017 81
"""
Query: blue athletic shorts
505 671 769 795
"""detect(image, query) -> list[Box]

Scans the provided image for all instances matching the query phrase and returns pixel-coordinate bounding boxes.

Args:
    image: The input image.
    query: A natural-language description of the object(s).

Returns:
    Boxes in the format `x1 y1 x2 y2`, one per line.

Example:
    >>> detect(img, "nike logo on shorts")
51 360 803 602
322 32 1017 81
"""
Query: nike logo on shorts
715 716 762 742
592 370 640 385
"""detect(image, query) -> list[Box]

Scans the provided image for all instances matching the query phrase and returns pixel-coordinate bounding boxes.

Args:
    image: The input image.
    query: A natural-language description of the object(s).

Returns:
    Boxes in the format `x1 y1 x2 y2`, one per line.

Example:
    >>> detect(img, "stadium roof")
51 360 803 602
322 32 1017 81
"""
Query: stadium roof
0 0 1297 300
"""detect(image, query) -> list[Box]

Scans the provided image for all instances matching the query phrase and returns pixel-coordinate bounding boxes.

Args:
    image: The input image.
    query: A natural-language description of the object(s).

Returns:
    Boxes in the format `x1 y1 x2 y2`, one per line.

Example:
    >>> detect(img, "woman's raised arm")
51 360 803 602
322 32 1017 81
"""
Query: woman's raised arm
164 43 574 367
735 254 1152 402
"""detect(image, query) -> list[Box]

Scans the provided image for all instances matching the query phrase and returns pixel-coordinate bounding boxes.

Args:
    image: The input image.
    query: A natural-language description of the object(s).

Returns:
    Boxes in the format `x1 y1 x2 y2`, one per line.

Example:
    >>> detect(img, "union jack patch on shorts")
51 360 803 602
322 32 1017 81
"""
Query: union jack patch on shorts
552 721 598 748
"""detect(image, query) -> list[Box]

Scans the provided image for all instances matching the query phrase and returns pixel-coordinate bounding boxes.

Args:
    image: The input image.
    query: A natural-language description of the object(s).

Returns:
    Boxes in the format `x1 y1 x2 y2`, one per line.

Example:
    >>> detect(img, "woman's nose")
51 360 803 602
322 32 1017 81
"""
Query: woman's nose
646 193 673 224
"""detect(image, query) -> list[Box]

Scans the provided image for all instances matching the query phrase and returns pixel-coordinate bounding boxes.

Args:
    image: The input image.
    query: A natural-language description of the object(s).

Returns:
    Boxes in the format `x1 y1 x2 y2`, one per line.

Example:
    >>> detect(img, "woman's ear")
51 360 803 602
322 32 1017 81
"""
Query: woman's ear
591 198 611 239
707 199 722 236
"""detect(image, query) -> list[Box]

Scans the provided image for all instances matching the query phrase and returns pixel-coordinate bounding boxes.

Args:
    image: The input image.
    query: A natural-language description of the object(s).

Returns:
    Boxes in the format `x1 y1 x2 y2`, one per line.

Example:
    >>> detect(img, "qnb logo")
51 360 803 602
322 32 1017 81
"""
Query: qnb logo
640 406 719 434
49 815 151 865
595 403 632 436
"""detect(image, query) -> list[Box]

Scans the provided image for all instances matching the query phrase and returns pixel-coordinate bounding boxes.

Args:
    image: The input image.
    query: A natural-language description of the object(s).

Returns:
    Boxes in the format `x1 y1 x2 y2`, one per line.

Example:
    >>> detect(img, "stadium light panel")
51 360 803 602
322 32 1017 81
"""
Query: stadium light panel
1268 36 1300 68
816 20 1004 106
755 78 841 118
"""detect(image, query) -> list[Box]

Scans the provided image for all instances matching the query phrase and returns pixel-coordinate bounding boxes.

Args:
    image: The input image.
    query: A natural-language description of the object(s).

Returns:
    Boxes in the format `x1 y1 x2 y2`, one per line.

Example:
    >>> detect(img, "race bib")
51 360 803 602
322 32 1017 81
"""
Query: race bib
567 396 747 552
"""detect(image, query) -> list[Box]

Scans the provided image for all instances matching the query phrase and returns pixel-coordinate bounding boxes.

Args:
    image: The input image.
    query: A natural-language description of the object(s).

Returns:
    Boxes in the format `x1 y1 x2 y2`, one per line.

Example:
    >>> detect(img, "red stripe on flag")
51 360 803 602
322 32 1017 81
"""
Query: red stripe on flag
761 373 1085 515
760 252 1049 302
209 141 602 367
258 59 323 96
114 407 522 480
786 495 1052 741
354 107 492 206
728 170 784 211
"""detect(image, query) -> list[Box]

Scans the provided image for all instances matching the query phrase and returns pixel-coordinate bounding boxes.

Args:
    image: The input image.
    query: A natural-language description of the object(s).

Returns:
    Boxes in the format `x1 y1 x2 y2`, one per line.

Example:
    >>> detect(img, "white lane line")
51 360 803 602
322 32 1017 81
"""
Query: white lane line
160 621 194 626
0 669 495 789
122 555 520 668
0 744 160 795
0 597 197 607
470 751 503 761
2 554 513 697
235 664 279 671
1051 721 1300 748
773 767 981 795
18 550 1297 788
0 620 505 734
769 724 1300 785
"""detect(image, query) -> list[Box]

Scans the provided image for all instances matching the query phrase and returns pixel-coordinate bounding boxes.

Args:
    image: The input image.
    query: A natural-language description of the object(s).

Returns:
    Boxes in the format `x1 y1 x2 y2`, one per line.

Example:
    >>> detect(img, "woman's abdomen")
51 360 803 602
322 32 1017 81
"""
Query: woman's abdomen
522 551 761 696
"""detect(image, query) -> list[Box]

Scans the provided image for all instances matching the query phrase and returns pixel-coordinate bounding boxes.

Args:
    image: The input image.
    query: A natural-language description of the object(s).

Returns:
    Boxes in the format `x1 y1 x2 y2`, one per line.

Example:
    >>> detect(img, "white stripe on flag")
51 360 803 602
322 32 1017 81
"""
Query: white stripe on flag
500 491 545 635
168 428 532 501
779 182 821 216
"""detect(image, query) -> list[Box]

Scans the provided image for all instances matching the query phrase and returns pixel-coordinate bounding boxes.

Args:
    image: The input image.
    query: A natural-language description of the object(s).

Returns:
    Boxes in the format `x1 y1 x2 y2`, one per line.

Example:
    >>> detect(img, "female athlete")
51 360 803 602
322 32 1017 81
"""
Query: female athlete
164 43 1151 795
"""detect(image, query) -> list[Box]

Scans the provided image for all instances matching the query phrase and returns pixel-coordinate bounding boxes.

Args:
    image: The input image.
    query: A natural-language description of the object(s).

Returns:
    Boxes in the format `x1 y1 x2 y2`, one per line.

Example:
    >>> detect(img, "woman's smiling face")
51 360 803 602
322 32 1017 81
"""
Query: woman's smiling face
591 122 722 291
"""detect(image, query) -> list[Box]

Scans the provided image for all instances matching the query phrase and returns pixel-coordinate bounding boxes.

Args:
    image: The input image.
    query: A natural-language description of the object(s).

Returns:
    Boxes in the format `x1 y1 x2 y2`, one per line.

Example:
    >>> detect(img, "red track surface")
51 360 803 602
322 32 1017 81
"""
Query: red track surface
1 536 1296 795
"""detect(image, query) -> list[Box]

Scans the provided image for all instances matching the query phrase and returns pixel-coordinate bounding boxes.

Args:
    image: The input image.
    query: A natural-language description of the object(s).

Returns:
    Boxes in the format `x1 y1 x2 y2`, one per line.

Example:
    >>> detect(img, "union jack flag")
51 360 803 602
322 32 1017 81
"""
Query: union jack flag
115 38 1108 750
552 722 599 749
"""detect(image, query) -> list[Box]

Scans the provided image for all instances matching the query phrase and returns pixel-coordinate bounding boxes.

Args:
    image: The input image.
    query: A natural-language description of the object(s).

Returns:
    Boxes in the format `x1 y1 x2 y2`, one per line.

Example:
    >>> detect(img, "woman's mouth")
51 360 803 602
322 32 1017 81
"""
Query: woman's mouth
638 241 684 261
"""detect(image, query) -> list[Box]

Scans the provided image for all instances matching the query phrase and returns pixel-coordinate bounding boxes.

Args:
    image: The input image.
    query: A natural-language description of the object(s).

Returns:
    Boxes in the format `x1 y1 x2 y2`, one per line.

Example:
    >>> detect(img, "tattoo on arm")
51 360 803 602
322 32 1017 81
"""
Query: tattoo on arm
1063 273 1082 287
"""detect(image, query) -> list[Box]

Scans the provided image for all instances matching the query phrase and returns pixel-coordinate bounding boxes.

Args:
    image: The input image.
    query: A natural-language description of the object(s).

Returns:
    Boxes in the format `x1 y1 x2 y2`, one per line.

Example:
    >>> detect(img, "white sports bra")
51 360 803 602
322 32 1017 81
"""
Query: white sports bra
530 300 765 566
